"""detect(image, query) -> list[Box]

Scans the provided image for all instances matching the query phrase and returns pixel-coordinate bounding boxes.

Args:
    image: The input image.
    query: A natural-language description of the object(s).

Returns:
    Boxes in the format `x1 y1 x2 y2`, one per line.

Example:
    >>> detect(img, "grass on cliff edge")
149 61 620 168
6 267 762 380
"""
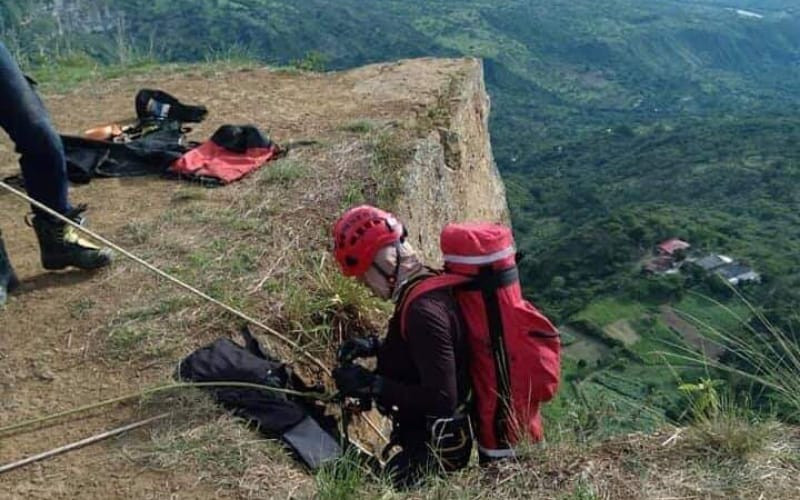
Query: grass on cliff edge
21 50 326 94
315 291 800 498
79 90 405 494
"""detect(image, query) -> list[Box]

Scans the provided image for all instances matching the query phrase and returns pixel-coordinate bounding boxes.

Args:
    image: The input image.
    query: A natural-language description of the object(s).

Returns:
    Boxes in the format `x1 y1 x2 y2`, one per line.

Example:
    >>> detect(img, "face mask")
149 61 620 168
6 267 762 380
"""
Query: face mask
360 266 393 300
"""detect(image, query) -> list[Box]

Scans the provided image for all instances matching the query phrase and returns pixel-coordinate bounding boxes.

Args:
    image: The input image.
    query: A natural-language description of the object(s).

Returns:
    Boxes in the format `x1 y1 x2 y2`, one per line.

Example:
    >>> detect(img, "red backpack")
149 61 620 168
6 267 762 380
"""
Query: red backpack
400 223 560 457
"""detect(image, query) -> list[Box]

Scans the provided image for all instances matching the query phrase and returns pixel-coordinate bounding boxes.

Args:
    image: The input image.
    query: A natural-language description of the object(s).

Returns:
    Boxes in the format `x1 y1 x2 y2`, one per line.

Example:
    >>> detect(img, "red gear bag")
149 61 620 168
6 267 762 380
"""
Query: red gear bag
400 223 560 457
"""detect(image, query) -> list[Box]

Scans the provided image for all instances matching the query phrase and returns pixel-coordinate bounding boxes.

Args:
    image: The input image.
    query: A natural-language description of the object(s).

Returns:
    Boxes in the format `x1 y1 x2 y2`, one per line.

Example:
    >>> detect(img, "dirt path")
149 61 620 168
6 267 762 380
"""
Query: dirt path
0 58 470 499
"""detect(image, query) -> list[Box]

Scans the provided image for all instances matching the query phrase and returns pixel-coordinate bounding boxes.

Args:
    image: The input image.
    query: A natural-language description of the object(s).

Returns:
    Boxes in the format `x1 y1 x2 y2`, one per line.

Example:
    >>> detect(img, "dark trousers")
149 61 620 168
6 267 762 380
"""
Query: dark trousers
0 42 72 218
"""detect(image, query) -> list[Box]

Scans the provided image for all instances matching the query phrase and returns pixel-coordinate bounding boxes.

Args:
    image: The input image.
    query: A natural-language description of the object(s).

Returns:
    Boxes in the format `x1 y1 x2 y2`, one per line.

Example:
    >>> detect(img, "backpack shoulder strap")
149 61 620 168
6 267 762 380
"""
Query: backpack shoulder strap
399 274 472 340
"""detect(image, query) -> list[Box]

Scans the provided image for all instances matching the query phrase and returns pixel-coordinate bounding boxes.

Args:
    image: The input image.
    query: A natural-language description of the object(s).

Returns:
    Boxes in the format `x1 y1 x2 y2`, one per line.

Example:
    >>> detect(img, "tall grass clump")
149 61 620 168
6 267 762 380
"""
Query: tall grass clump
664 290 800 420
280 253 391 356
679 385 780 461
314 449 375 500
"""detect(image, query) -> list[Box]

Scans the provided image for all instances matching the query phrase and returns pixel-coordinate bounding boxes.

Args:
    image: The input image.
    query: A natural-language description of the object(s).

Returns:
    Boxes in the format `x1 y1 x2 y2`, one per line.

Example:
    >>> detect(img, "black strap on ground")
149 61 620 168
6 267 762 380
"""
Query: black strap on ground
477 265 516 449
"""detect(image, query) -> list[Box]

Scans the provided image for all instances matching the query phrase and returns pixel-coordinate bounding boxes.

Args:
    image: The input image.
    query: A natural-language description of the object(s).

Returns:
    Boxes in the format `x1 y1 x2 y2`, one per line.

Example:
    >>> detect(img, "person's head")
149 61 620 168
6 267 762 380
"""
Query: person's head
333 205 423 300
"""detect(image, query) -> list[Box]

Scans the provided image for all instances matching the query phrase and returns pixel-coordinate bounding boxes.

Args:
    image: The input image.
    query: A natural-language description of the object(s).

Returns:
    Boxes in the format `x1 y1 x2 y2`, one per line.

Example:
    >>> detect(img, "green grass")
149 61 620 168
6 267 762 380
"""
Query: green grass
629 315 684 364
674 294 751 334
365 131 412 208
681 394 781 461
101 295 196 362
117 296 198 323
574 298 647 328
23 53 259 94
105 326 152 360
68 297 95 320
279 253 390 353
341 120 378 134
290 50 328 72
104 323 185 362
560 480 598 500
664 293 800 421
170 188 208 204
341 182 367 209
258 158 309 186
119 220 156 246
314 450 375 500
131 390 302 493
26 54 160 93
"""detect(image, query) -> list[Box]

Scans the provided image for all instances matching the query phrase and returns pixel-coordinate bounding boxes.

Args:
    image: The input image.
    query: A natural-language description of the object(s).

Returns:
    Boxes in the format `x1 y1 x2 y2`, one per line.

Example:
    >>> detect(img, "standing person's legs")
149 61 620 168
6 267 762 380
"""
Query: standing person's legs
0 42 111 272
0 229 19 305
0 42 71 217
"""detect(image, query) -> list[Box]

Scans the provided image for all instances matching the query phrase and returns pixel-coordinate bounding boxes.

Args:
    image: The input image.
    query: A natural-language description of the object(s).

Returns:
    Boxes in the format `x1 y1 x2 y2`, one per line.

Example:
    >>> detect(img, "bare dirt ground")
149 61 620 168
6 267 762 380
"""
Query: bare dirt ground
603 319 641 347
660 306 726 360
0 58 470 499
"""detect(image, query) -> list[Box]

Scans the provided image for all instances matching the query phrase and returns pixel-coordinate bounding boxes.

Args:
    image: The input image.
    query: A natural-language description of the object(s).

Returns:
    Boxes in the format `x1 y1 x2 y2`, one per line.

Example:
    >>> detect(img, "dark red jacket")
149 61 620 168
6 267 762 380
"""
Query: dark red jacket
376 287 470 440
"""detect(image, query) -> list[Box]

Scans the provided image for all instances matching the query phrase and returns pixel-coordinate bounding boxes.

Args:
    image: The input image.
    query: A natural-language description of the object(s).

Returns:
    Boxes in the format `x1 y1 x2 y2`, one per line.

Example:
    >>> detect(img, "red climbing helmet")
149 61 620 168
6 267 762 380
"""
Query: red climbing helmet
333 205 405 277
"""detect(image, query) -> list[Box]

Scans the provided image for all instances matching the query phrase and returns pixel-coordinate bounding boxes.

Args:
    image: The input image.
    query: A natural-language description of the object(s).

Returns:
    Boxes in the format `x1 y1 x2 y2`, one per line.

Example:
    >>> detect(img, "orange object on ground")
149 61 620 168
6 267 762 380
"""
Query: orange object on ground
83 124 123 141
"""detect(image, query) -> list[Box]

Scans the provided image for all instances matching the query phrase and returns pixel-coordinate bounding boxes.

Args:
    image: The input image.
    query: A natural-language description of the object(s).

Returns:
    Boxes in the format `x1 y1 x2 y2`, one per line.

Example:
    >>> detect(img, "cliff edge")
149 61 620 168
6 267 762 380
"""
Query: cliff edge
0 58 508 498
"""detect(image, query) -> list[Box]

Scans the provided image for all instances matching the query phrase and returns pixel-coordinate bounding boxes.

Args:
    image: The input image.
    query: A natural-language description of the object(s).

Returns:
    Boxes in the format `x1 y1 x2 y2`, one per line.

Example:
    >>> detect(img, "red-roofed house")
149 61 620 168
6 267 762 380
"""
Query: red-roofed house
656 238 690 256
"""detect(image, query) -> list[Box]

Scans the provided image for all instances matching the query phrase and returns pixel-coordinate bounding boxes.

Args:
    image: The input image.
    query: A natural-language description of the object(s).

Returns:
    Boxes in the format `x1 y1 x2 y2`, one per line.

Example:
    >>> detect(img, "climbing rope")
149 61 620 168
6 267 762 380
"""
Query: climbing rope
0 381 333 436
0 413 172 475
0 180 389 444
0 180 330 374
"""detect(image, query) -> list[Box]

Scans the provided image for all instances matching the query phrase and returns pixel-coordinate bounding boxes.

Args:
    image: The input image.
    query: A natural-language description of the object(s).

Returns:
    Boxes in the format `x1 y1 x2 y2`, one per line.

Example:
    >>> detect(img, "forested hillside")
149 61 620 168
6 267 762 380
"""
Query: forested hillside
4 0 798 162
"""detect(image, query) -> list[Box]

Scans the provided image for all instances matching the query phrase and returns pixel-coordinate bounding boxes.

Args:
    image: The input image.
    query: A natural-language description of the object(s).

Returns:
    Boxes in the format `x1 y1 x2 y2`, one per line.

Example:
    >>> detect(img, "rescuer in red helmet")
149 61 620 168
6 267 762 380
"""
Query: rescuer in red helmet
332 205 472 488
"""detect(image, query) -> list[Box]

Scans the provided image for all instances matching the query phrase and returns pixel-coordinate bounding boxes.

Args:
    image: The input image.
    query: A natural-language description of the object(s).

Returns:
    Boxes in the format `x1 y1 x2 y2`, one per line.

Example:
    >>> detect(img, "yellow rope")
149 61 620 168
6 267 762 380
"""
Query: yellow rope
0 180 389 444
0 180 330 374
0 381 332 436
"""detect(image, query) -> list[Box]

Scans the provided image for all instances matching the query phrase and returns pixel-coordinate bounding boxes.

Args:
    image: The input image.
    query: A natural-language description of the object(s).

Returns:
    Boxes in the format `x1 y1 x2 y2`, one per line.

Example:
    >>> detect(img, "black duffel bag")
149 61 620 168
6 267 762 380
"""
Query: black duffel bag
176 327 341 470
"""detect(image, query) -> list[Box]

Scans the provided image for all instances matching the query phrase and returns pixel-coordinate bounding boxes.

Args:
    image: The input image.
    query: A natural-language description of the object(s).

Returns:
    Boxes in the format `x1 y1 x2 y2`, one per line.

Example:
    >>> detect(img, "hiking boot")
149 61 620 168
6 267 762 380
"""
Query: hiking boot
0 231 20 306
30 206 113 271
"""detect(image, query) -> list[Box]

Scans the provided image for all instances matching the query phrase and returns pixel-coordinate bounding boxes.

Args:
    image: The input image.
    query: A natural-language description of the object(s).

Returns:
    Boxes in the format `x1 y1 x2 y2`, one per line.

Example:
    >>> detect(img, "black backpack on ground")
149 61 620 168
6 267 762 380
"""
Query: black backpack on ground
135 89 208 123
176 327 342 470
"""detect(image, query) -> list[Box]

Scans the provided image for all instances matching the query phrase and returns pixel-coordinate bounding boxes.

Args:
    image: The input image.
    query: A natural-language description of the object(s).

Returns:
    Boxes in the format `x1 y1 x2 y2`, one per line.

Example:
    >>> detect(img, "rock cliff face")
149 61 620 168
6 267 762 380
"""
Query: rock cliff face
28 0 117 35
391 59 509 264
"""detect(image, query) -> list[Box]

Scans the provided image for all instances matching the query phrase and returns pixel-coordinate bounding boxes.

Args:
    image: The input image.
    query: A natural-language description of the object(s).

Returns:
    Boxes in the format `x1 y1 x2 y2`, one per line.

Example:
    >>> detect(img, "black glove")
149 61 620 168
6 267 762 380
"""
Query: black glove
333 364 383 398
337 335 381 364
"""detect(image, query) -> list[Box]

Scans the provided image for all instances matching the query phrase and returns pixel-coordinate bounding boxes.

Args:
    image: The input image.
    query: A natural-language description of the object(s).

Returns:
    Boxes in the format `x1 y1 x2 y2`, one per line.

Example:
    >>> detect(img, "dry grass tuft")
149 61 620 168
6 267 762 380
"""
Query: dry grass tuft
314 424 799 500
125 389 314 498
